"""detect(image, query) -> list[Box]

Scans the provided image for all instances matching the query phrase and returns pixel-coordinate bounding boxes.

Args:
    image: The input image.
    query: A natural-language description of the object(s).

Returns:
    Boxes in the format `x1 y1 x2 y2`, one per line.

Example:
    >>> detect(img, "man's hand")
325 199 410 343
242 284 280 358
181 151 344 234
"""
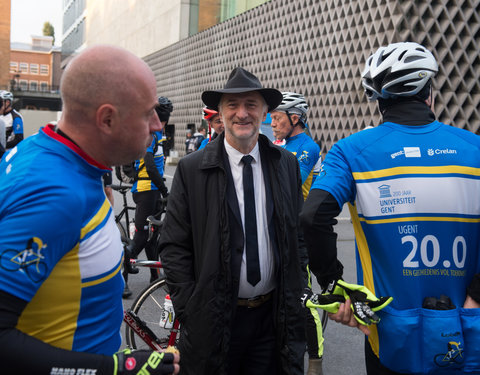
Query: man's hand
113 349 180 375
333 280 393 326
328 299 371 335
464 295 480 309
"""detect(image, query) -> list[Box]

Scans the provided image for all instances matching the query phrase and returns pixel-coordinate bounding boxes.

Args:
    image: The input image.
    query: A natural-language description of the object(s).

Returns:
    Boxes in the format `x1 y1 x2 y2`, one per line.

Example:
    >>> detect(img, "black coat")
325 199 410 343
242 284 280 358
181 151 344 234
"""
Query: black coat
159 133 307 375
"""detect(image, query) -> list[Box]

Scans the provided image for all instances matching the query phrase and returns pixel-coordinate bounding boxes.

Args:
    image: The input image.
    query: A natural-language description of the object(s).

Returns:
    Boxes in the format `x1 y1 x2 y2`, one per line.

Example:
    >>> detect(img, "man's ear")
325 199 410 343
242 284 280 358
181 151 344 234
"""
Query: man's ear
96 104 117 134
291 114 300 125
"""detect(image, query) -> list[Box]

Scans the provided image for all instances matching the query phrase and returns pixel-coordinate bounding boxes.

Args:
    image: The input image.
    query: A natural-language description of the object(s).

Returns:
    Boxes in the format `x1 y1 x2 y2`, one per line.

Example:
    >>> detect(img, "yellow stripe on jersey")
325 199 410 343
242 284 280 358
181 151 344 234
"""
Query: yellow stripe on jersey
359 216 480 224
348 202 380 356
82 260 122 288
353 165 480 181
302 171 314 200
80 199 111 240
17 243 82 350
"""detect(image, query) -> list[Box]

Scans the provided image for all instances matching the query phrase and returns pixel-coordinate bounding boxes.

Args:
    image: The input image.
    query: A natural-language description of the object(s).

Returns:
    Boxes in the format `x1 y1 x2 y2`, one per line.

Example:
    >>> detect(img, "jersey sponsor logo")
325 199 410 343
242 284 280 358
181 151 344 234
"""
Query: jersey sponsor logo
0 237 48 283
427 148 457 157
377 185 416 214
298 150 310 163
390 147 421 159
50 368 97 374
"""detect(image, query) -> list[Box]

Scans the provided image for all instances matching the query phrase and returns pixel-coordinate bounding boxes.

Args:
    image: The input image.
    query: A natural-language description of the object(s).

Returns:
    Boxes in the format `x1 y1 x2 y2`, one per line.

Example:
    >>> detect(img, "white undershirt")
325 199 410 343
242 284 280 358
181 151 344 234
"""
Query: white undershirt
224 139 275 298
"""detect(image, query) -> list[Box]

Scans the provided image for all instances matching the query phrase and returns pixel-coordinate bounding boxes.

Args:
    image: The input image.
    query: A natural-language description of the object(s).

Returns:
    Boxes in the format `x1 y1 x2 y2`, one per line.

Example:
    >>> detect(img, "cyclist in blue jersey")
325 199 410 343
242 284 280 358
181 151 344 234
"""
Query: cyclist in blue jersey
123 97 173 298
300 42 480 374
271 92 324 375
198 106 225 150
0 45 179 375
271 92 322 199
0 90 24 150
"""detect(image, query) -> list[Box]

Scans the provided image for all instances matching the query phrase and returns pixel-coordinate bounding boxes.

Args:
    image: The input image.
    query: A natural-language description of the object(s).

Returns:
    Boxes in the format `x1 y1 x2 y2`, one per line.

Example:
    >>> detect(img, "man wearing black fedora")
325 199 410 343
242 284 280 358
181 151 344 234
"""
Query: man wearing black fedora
159 67 307 375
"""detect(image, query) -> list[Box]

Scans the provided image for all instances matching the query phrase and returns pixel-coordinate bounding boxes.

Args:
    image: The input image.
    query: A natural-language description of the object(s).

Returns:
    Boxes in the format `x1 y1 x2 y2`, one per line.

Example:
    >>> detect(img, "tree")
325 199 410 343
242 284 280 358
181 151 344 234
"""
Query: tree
42 21 55 44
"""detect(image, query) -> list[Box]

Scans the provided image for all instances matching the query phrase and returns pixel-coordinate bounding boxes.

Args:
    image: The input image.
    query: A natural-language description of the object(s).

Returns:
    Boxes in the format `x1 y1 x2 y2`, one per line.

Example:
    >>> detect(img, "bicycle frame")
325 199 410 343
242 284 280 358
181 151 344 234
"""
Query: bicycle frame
123 259 180 351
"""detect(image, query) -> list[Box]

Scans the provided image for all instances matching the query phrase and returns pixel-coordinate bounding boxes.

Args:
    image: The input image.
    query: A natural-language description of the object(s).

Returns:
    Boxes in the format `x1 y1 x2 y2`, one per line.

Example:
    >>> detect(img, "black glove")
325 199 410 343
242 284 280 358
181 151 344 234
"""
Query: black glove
113 349 177 375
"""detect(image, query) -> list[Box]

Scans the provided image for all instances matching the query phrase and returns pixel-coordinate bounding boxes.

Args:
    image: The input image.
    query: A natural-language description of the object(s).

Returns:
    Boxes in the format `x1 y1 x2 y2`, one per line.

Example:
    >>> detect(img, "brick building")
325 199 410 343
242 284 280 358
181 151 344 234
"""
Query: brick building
0 0 11 89
9 36 62 111
10 36 60 92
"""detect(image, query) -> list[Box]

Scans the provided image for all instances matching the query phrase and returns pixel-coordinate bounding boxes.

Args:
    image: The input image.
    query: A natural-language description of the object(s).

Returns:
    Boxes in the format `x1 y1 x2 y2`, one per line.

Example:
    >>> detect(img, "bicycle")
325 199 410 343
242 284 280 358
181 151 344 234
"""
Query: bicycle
123 259 180 351
111 183 135 240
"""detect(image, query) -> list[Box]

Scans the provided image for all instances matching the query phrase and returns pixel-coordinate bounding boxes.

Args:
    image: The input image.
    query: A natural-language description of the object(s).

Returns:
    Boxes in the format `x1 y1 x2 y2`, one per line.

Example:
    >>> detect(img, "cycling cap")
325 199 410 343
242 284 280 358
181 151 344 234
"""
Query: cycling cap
156 96 173 122
361 42 438 101
0 90 13 102
203 107 218 121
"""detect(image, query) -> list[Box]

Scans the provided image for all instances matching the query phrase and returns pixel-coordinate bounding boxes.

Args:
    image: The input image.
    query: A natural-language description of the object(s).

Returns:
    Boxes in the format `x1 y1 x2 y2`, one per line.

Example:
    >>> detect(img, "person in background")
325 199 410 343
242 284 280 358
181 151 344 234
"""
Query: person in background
103 171 115 206
159 67 307 375
123 97 173 298
0 90 23 150
185 128 195 154
197 106 225 150
0 45 179 375
193 126 206 150
0 116 5 158
301 41 480 374
270 92 324 375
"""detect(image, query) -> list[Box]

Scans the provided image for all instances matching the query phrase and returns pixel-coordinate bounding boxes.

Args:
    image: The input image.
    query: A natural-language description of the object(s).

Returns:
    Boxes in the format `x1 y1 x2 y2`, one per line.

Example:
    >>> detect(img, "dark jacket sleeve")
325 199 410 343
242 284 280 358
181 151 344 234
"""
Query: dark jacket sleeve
6 133 23 149
0 290 112 374
144 152 168 197
293 158 309 287
158 159 195 321
300 189 344 289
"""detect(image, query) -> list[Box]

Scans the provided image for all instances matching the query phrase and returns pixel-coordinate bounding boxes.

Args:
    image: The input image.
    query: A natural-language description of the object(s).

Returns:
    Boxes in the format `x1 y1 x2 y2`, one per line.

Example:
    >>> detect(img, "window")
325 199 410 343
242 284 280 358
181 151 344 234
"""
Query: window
30 64 39 74
10 62 18 73
29 81 38 91
40 64 49 75
19 63 28 73
19 80 28 90
40 82 48 91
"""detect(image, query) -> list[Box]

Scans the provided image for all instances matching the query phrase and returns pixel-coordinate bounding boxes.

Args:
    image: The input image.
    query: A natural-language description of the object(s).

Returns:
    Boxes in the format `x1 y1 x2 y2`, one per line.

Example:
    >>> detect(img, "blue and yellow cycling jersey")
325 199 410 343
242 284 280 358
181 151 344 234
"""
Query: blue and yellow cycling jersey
282 132 321 199
312 121 480 372
0 124 124 355
132 131 165 193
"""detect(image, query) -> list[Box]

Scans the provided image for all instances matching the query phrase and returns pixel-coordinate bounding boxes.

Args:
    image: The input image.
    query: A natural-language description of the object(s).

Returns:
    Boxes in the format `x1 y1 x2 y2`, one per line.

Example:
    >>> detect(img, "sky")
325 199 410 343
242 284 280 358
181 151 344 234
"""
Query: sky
11 0 63 46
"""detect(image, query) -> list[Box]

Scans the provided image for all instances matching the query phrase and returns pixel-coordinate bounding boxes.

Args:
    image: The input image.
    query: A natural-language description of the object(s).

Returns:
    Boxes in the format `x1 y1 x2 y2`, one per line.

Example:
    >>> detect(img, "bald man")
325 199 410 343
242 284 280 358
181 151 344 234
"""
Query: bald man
0 45 179 375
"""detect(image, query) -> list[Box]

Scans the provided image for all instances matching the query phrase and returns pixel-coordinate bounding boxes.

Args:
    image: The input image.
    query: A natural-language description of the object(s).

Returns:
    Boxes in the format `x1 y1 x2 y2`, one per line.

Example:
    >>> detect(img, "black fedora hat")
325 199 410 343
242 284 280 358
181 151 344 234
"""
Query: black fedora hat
202 67 282 111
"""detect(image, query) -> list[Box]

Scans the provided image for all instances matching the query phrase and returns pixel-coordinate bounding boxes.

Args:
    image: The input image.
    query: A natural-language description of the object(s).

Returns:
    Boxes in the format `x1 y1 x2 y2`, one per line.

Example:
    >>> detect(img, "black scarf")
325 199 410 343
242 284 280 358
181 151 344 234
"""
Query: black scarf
378 98 436 126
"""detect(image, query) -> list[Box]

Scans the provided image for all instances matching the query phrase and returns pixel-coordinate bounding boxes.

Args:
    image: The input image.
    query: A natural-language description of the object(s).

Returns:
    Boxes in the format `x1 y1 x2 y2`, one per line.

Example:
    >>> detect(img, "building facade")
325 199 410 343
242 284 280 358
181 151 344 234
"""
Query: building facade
62 0 269 60
0 0 11 89
144 0 480 154
10 36 62 111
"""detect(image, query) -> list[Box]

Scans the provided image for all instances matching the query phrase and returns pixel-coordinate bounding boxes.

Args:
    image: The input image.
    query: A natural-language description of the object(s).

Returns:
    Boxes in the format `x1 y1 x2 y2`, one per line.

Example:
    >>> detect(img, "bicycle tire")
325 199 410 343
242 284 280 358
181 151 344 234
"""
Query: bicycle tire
125 278 178 350
116 221 128 240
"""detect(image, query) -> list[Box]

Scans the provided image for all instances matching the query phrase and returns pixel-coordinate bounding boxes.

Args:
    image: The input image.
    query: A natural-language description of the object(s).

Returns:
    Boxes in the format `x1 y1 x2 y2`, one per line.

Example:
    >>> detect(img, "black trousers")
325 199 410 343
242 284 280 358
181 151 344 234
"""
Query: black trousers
227 298 279 375
365 338 403 375
123 190 160 282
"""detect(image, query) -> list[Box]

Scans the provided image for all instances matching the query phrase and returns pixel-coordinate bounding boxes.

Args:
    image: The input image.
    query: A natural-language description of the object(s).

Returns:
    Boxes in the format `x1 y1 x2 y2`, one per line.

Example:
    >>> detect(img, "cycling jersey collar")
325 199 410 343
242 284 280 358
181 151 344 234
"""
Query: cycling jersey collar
43 124 111 170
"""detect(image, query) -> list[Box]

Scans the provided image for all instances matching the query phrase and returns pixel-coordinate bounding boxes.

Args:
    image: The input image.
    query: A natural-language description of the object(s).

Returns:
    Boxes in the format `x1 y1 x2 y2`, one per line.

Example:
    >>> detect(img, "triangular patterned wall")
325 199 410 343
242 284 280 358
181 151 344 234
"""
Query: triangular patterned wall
144 0 480 154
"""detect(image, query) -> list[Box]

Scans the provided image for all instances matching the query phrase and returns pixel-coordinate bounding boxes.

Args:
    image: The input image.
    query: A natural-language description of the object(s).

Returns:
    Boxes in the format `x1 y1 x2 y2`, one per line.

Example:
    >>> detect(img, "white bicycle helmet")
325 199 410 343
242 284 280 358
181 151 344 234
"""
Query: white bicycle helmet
361 42 438 101
275 92 309 122
0 90 13 102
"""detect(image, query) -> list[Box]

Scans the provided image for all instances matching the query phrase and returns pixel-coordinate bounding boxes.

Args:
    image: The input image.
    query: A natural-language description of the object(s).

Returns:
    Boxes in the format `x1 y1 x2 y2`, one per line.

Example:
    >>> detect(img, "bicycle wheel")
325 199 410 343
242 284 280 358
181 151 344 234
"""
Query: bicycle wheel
125 278 178 350
116 221 128 240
